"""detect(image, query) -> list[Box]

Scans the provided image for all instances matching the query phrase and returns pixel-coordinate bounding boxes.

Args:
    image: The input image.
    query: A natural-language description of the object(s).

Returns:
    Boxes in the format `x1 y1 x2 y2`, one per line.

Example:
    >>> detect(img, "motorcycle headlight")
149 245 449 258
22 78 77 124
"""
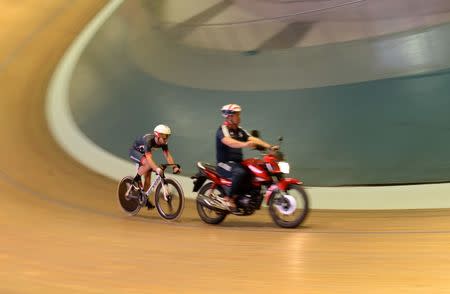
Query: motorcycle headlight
278 161 290 174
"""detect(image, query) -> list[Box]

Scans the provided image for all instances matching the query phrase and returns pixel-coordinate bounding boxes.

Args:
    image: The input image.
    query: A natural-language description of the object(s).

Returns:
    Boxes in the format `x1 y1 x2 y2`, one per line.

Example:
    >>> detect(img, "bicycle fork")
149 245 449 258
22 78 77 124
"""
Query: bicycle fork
160 179 170 201
144 176 169 202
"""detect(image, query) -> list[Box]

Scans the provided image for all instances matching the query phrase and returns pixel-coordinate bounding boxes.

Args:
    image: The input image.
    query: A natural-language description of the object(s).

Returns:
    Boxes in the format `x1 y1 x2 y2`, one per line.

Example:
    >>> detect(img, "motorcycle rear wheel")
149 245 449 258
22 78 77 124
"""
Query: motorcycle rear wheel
196 182 227 225
269 184 309 228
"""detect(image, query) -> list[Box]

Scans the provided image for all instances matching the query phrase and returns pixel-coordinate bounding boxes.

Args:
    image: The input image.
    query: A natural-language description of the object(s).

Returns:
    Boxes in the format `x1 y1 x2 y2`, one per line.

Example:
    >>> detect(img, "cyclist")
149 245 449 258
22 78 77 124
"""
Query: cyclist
129 124 181 208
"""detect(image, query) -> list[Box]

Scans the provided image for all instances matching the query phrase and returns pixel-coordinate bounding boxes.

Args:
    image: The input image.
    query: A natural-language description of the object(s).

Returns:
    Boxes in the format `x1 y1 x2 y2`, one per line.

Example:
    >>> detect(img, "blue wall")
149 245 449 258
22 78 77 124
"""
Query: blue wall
69 2 450 186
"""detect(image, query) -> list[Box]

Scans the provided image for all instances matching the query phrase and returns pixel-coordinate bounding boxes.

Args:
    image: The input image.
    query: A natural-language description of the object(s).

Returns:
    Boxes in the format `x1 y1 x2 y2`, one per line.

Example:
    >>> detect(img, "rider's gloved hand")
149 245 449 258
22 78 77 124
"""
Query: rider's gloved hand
173 166 182 174
155 167 163 175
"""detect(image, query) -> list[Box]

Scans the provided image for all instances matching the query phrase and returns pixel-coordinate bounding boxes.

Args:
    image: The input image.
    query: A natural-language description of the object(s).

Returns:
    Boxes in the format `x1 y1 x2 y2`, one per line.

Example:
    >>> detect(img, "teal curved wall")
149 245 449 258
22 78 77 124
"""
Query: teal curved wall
69 2 450 186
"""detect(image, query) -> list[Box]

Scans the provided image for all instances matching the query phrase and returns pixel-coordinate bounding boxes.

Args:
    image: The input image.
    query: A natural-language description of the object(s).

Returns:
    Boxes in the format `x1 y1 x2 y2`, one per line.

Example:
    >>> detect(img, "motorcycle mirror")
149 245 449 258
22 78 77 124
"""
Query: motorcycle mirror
250 130 260 138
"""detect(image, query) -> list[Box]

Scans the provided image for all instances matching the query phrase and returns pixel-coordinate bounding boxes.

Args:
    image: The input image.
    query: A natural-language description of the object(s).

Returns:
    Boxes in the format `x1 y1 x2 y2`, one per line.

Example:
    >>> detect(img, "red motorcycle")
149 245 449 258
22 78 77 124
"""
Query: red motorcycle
192 133 309 228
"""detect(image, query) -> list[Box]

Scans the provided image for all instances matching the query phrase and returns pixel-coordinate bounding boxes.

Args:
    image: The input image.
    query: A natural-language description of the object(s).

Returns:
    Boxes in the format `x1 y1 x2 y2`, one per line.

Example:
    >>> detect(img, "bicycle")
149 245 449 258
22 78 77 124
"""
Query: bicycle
117 164 185 221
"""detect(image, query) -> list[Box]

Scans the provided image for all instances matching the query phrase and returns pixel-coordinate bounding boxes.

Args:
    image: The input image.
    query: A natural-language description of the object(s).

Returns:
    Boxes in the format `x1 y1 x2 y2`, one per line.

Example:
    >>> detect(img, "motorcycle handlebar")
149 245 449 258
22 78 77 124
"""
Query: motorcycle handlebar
254 144 279 152
255 144 267 151
254 146 284 161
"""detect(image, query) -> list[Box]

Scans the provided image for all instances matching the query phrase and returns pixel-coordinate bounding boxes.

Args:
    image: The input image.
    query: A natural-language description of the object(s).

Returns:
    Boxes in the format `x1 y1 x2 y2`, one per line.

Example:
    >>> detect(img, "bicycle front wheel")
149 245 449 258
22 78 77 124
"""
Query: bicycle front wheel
154 178 185 221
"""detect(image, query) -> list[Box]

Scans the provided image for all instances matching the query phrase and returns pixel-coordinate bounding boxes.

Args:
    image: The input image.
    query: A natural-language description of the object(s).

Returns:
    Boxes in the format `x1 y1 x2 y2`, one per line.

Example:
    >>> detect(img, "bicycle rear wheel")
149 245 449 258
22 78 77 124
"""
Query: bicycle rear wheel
117 176 141 216
154 178 185 221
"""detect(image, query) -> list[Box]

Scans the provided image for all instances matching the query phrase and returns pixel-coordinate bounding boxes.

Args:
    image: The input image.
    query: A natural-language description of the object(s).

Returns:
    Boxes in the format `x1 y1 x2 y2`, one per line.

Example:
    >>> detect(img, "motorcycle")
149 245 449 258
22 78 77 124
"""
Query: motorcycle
191 131 309 228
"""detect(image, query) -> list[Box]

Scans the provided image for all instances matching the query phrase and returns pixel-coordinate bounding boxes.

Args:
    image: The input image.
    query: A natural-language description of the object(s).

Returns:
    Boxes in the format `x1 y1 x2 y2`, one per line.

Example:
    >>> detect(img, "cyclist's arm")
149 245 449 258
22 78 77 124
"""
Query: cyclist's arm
164 150 181 173
163 150 175 164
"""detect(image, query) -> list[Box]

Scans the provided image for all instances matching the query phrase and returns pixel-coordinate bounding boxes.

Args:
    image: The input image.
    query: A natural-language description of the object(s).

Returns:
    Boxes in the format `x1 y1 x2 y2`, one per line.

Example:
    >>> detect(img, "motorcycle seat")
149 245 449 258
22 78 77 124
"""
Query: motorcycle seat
197 162 232 187
197 162 217 173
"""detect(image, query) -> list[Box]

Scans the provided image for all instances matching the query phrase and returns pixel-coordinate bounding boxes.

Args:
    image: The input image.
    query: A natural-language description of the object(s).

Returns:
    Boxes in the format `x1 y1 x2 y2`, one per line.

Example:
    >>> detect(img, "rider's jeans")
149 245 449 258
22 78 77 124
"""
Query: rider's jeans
217 161 250 197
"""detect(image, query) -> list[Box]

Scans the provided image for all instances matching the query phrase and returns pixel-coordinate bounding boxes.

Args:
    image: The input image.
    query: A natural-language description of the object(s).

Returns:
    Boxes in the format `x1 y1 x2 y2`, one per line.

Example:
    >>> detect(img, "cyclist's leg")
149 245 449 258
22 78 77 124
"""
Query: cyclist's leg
138 156 152 178
134 156 155 191
129 149 145 188
143 170 152 191
140 164 155 209
130 150 153 188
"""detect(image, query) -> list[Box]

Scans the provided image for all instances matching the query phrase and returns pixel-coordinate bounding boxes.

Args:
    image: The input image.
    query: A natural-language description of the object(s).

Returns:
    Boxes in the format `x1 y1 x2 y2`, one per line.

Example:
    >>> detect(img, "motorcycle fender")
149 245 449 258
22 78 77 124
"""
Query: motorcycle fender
265 178 303 205
191 172 207 192
277 178 303 191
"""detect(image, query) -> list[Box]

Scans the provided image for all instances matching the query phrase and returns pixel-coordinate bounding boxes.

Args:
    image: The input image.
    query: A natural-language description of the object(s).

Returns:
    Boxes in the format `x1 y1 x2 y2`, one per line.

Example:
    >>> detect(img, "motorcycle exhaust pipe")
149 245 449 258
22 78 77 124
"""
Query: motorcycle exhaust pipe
197 194 228 213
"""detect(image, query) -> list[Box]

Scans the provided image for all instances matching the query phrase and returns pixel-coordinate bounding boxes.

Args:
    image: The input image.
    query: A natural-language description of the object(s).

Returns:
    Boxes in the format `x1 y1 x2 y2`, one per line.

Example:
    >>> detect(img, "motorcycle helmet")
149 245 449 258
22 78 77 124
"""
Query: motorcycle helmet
221 104 242 118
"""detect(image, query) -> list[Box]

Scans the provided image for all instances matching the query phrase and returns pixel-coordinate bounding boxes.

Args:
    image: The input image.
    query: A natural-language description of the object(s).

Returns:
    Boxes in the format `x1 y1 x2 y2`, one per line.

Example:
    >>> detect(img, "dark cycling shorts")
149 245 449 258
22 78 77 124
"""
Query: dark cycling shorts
129 148 145 165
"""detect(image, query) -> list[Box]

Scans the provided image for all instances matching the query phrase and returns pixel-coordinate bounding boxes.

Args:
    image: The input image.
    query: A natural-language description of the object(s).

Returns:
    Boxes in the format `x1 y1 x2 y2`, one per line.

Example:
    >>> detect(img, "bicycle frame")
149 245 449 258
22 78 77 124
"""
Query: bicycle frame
142 174 164 197
141 163 180 199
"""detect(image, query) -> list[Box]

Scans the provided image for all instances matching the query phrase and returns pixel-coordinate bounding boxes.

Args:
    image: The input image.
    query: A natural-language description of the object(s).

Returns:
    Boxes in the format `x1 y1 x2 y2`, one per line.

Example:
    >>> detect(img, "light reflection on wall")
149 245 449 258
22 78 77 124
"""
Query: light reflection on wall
373 31 432 75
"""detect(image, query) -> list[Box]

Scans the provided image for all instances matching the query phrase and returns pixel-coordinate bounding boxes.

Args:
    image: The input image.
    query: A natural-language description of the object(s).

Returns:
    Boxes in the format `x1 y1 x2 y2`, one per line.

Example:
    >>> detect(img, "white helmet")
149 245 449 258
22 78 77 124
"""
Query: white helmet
154 124 171 136
221 104 242 118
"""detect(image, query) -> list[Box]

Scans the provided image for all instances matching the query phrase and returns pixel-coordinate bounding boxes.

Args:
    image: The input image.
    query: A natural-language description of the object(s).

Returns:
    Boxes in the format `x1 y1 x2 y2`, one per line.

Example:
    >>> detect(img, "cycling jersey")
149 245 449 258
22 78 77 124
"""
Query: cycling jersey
132 134 168 153
129 134 168 164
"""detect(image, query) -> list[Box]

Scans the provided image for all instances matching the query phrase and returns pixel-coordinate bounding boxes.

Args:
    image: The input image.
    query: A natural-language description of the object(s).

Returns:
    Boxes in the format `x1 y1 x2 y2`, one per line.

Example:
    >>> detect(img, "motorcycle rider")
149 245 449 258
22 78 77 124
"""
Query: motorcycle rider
216 104 277 211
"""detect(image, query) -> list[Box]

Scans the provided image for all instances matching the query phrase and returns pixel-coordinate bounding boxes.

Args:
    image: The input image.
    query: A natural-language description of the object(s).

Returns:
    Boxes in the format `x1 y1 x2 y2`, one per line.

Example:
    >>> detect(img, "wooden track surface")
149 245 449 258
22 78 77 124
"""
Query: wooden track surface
1 1 450 293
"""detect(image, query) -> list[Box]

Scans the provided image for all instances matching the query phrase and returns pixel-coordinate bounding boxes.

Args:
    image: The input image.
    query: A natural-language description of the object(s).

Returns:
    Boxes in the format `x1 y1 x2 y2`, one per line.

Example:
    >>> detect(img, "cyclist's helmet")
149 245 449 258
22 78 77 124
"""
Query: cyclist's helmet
221 104 242 118
154 124 171 138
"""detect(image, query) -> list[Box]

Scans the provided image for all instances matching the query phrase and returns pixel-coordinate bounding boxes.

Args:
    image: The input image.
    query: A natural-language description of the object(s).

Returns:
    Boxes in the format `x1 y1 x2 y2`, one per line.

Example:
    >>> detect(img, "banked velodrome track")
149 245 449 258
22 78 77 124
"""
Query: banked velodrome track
2 1 450 293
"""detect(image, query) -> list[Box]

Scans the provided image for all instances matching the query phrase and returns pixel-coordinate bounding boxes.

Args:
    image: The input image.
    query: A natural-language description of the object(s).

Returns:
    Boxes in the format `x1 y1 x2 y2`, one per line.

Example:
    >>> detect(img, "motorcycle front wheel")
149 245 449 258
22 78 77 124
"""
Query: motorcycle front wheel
268 184 309 228
196 182 227 225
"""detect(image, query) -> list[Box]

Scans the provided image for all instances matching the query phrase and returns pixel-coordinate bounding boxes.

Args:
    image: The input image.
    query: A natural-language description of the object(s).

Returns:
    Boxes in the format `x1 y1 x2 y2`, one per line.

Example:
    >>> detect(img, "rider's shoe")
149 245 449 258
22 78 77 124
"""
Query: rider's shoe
222 196 238 212
146 200 155 210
